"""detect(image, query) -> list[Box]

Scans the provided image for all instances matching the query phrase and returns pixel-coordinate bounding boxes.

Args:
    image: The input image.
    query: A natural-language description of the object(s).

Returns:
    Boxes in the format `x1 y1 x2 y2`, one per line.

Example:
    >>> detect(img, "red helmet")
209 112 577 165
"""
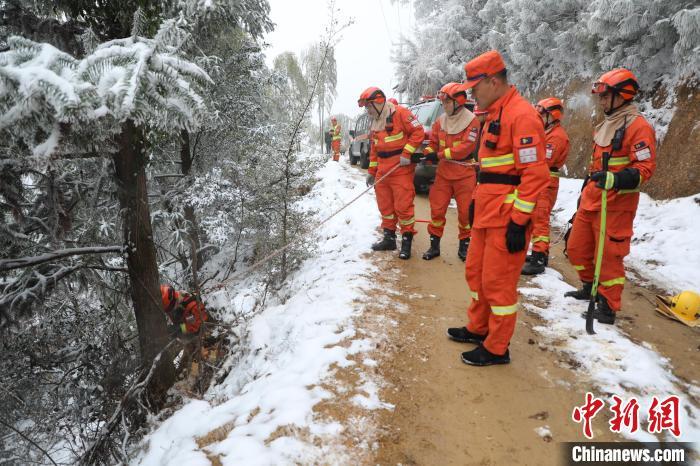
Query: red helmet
358 87 386 107
535 97 563 121
437 82 468 106
592 68 639 101
160 284 178 313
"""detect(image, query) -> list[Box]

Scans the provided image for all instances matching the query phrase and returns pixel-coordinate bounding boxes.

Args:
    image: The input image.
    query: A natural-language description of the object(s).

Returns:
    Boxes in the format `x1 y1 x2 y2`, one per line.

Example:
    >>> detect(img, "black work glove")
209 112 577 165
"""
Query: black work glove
590 171 616 190
410 152 423 163
505 220 527 253
366 174 375 187
424 152 438 163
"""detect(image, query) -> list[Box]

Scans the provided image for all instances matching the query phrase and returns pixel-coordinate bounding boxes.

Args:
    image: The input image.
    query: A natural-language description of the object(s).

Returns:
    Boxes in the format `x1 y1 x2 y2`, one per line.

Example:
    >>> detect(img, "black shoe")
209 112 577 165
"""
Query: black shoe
521 251 547 275
399 233 413 260
447 326 486 344
581 295 616 325
458 238 470 261
422 235 441 260
461 345 510 366
525 252 534 263
565 282 592 300
371 229 397 251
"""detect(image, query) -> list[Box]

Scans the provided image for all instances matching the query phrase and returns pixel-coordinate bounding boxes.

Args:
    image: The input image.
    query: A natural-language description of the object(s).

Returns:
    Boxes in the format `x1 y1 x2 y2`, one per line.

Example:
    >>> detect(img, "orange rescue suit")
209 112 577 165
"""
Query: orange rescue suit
531 124 570 253
368 105 425 234
161 286 207 334
331 122 341 161
423 114 480 240
465 86 550 355
567 115 656 311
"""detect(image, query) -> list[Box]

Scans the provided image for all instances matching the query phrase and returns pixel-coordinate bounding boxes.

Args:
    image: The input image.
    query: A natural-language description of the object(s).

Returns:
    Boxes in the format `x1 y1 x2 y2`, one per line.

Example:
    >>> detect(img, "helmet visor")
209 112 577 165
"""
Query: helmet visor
592 81 610 95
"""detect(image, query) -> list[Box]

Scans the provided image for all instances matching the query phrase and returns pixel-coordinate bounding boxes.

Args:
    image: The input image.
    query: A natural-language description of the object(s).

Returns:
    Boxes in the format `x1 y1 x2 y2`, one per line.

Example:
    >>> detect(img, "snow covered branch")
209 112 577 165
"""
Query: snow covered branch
0 246 124 272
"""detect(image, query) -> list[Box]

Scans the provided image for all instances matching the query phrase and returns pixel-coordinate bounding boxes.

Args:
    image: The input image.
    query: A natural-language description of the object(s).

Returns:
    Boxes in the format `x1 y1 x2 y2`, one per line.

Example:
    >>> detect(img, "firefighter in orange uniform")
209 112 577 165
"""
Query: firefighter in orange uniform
330 117 341 162
447 50 549 366
521 97 570 275
358 87 425 259
565 69 656 325
161 284 207 335
421 82 480 261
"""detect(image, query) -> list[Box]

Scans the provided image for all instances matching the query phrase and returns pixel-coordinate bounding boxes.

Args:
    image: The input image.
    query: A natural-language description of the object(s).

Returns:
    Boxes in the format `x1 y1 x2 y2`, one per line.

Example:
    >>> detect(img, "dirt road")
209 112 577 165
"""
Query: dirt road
319 190 698 465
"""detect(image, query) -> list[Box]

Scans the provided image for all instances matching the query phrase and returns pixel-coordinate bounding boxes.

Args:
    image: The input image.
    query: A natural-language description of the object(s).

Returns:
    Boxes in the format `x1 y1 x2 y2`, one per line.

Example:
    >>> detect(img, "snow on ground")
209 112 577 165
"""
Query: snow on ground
520 268 700 444
553 178 700 293
135 159 389 465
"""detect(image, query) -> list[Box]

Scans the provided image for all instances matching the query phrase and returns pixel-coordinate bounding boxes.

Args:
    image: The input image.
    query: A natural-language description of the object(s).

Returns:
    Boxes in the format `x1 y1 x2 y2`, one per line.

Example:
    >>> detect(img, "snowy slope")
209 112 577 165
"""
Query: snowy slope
134 160 386 465
553 178 700 293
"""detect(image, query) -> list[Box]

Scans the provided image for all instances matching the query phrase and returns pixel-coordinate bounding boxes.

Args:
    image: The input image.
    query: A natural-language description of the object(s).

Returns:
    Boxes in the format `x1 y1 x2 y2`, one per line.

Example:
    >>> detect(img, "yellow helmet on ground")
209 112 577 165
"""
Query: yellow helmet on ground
656 291 700 327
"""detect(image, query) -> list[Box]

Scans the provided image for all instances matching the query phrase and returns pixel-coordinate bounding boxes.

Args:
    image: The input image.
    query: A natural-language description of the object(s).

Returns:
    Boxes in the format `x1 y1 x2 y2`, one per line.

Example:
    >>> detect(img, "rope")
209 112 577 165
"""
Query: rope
204 163 402 293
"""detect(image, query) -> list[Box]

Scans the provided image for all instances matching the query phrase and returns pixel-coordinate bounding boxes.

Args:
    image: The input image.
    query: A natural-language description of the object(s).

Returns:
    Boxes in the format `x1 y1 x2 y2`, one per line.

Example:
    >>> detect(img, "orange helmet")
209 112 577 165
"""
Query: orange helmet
388 97 398 105
536 97 563 121
437 82 468 106
358 87 386 107
592 68 639 101
161 284 178 313
331 116 337 122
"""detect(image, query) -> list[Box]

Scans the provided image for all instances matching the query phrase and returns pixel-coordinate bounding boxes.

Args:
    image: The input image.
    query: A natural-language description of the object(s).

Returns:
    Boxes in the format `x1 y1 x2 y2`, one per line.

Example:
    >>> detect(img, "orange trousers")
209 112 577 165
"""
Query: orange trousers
566 208 634 312
332 140 340 161
427 174 475 240
375 171 416 235
465 225 530 355
531 185 559 253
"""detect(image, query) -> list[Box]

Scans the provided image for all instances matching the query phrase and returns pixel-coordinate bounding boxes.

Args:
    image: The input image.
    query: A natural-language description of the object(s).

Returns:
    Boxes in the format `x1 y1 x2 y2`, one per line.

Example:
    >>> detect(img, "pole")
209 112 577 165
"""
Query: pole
586 152 611 335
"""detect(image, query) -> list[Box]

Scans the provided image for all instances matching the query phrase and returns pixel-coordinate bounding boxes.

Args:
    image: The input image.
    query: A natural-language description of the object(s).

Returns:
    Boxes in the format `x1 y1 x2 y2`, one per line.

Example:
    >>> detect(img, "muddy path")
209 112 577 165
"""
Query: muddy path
319 190 698 465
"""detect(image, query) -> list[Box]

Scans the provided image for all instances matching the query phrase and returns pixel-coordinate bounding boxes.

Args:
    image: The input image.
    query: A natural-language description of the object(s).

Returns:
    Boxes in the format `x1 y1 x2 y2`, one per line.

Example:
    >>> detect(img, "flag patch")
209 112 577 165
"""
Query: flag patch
520 136 533 145
634 141 648 150
468 127 478 142
635 147 651 161
518 147 537 163
545 143 554 159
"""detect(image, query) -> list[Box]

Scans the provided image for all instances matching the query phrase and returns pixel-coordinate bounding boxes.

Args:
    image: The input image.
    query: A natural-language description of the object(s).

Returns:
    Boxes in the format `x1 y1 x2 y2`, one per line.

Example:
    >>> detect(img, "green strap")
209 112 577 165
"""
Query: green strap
591 188 608 297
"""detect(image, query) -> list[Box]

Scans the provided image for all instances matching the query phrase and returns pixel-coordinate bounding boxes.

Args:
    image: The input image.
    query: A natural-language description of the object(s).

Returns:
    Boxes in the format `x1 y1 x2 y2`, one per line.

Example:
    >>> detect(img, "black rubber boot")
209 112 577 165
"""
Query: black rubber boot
565 281 592 300
521 251 547 275
447 326 486 344
458 238 470 262
581 295 616 325
371 229 397 251
399 233 413 260
422 235 441 260
461 345 510 366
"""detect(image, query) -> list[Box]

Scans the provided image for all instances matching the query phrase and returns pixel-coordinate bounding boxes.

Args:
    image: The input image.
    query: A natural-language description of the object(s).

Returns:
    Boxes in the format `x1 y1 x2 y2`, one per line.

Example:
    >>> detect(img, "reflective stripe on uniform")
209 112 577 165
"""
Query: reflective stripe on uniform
424 146 435 154
439 139 446 147
600 277 625 287
404 144 417 154
453 141 460 147
532 235 550 243
470 291 478 301
384 131 404 143
608 156 630 166
382 213 395 220
180 323 187 334
369 161 378 167
514 195 536 213
431 220 445 227
399 217 415 225
444 148 452 159
491 303 518 316
459 223 471 230
573 265 586 271
332 135 341 140
550 171 560 177
480 153 515 168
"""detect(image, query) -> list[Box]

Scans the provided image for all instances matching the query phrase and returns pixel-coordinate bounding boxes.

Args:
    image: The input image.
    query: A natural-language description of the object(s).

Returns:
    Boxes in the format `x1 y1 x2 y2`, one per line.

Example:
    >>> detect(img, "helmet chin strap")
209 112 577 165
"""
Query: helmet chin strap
605 92 627 115
370 101 385 117
449 98 460 116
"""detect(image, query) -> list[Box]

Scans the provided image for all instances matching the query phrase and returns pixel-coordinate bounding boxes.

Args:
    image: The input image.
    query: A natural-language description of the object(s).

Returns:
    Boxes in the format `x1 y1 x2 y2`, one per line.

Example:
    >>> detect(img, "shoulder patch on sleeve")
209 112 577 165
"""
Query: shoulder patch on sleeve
545 143 554 159
468 126 478 142
518 147 538 163
634 141 647 150
520 136 533 145
633 139 652 161
411 119 420 127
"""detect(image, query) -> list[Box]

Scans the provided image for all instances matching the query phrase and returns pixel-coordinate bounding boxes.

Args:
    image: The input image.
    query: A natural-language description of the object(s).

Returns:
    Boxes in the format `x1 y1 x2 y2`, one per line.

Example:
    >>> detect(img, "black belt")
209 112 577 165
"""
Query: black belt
478 172 521 185
550 167 559 172
377 148 403 159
